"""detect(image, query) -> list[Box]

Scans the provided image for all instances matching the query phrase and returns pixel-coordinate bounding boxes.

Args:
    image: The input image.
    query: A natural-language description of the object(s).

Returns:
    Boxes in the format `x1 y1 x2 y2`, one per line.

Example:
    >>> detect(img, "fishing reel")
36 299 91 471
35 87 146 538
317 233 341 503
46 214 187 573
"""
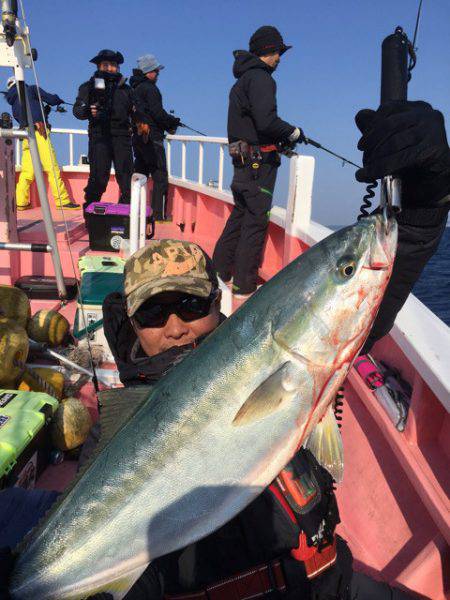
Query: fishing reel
380 175 401 215
276 141 297 158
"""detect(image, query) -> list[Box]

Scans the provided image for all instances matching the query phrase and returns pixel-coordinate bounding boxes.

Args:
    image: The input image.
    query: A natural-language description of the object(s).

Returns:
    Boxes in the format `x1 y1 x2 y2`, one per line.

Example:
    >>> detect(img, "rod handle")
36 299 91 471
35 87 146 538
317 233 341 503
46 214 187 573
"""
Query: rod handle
380 26 409 104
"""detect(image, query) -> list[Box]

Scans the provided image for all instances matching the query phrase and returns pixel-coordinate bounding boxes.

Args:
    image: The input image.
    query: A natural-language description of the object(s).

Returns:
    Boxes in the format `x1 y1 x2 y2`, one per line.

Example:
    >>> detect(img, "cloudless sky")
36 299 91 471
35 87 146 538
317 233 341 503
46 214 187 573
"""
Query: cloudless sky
4 0 450 224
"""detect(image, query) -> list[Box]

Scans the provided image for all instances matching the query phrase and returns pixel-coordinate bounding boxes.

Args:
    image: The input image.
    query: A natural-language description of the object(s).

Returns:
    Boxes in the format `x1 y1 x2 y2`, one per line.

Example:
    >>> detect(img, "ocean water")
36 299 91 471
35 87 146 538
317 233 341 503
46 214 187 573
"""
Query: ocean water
412 227 450 326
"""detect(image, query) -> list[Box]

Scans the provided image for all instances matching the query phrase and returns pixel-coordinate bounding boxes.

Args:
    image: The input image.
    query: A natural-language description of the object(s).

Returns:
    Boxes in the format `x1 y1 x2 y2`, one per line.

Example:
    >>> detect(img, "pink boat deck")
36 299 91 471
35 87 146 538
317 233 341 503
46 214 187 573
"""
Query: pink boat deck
4 169 449 599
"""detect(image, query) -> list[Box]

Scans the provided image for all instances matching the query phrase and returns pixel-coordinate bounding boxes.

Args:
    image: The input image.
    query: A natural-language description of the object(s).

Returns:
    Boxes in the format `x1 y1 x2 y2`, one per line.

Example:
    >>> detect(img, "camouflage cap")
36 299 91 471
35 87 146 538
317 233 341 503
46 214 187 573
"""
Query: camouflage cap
124 239 219 316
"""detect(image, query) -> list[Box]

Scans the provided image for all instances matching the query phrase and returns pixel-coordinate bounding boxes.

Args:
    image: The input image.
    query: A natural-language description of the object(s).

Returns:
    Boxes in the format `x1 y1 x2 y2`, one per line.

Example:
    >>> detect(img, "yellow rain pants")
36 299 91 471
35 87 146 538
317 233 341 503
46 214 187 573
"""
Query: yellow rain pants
16 131 71 208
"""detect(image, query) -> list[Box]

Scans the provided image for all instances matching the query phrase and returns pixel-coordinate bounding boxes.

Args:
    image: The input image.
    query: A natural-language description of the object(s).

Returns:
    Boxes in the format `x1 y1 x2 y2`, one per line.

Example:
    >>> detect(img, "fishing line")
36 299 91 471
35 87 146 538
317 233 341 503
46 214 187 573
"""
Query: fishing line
333 387 344 429
408 0 423 76
18 0 100 393
332 386 344 490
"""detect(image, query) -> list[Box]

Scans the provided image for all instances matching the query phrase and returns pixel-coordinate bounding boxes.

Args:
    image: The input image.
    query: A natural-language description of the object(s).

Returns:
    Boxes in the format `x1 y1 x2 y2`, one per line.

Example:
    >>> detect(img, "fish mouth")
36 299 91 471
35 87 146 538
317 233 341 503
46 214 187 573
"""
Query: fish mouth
363 264 389 271
365 213 397 271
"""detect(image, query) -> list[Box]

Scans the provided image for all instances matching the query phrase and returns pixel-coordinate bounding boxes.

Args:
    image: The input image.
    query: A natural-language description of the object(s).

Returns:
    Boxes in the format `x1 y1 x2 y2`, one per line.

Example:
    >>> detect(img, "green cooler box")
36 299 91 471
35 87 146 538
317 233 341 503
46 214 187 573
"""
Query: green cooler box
78 255 125 276
74 269 124 362
0 390 59 489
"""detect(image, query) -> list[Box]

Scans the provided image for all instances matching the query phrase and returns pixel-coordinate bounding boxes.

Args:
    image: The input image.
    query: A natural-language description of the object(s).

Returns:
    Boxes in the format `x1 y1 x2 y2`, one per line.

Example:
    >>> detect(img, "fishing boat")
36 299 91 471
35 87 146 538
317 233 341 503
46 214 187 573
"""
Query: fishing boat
0 4 448 600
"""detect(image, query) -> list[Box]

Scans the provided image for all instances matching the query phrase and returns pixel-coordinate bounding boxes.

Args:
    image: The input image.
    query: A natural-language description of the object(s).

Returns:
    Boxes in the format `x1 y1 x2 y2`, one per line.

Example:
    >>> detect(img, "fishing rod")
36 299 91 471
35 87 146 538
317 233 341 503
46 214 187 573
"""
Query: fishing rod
169 110 208 136
179 122 208 137
303 136 361 169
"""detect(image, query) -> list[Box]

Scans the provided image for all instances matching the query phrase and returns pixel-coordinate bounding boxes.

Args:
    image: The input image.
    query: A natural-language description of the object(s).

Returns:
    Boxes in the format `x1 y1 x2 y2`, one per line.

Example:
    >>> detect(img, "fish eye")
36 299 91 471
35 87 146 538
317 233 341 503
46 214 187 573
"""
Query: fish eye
337 257 356 279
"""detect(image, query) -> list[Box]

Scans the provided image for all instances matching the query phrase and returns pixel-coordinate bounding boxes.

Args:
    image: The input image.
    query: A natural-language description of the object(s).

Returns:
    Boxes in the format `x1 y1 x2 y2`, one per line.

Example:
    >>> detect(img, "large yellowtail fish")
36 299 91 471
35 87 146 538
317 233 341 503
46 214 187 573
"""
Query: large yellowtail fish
10 214 397 599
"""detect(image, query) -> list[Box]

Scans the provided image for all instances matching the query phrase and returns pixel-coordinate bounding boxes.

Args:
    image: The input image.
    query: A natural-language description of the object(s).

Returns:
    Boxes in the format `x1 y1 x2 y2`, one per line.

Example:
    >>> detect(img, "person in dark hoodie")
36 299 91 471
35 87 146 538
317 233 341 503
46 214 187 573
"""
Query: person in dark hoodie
213 26 304 298
73 50 135 208
130 54 181 221
5 77 80 210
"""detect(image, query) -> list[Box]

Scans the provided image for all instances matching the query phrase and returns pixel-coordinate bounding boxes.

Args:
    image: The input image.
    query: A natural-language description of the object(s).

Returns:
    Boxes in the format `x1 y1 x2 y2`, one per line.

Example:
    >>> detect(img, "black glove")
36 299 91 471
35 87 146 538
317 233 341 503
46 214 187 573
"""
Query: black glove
0 547 15 599
288 126 306 147
168 117 181 135
355 101 450 209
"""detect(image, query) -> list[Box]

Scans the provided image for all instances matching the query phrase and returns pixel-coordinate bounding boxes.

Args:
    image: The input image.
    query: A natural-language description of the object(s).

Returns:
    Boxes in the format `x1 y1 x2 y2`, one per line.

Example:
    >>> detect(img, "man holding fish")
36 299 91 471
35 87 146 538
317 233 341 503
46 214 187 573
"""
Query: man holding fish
2 77 449 600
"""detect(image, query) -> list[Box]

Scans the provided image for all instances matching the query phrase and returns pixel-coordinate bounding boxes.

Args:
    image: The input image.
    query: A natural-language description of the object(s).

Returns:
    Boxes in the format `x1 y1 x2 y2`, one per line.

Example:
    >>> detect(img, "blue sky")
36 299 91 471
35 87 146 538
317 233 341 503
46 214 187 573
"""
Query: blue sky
4 0 450 225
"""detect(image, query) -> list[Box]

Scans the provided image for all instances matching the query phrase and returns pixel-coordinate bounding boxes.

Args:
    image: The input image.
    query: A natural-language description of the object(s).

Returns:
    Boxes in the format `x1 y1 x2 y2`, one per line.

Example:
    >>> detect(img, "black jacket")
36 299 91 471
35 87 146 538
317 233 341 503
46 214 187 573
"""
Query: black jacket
73 72 134 137
129 70 179 141
228 50 295 146
100 294 349 599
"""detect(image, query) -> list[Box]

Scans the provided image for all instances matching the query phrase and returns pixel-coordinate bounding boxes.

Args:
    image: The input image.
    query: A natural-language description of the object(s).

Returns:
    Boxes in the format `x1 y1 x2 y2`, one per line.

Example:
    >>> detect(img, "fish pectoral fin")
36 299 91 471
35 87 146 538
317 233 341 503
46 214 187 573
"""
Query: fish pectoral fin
305 405 344 483
98 385 153 450
232 362 298 427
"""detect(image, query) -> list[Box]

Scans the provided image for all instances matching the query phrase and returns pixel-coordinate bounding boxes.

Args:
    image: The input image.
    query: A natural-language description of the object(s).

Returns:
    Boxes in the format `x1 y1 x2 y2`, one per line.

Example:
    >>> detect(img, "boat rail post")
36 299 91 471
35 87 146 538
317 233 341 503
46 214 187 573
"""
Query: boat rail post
130 173 148 255
19 75 67 298
283 153 315 265
139 182 146 248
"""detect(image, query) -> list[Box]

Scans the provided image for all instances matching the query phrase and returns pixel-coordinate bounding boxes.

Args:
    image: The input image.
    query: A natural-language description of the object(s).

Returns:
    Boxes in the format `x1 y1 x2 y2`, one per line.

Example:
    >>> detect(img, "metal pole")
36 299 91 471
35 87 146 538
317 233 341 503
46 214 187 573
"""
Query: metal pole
0 242 52 252
218 145 224 191
28 341 110 386
198 142 204 184
21 79 67 297
69 132 74 166
0 128 28 139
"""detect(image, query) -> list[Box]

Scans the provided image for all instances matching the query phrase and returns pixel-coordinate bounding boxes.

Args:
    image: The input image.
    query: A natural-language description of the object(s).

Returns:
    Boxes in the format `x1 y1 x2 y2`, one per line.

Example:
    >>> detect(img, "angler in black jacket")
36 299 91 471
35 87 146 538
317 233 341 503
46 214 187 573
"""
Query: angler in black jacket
213 26 304 297
73 49 134 208
130 54 181 220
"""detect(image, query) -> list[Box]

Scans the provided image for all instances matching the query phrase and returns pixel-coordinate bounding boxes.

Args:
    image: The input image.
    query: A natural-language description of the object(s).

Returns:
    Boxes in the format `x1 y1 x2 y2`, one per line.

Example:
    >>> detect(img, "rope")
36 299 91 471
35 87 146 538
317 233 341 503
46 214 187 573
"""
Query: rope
17 0 100 393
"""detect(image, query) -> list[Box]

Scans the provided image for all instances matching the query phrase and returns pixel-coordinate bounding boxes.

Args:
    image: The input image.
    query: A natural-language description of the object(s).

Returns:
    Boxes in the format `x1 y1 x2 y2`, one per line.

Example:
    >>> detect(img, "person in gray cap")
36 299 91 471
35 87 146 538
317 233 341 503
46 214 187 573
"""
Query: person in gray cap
130 54 181 220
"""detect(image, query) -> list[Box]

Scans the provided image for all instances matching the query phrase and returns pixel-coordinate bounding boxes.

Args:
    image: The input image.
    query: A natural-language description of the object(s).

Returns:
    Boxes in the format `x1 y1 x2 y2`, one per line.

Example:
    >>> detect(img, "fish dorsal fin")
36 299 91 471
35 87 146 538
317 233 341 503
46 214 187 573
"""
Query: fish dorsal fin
97 385 152 451
233 362 299 426
15 385 153 555
305 404 344 483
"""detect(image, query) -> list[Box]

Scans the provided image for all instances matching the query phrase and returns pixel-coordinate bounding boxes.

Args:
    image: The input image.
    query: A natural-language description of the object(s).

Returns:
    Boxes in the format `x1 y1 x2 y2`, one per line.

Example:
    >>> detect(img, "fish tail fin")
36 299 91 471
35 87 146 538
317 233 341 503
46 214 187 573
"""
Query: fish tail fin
305 404 344 483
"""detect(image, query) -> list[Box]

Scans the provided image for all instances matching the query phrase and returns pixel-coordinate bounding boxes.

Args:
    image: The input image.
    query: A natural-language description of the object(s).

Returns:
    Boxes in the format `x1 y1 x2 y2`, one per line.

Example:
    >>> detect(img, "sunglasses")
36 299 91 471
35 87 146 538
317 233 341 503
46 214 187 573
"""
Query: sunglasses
133 290 219 329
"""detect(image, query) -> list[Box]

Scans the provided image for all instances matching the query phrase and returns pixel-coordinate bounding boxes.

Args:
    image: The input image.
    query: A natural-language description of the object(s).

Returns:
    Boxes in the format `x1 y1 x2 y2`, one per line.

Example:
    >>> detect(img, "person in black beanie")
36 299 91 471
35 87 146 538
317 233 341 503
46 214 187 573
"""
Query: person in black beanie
73 49 135 208
213 26 305 298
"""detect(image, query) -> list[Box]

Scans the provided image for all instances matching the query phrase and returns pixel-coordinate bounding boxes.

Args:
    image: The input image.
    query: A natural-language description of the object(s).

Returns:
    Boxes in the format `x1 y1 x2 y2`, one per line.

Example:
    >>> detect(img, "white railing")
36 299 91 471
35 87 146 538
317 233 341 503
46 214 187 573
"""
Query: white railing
15 129 230 190
165 134 228 190
15 127 89 169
